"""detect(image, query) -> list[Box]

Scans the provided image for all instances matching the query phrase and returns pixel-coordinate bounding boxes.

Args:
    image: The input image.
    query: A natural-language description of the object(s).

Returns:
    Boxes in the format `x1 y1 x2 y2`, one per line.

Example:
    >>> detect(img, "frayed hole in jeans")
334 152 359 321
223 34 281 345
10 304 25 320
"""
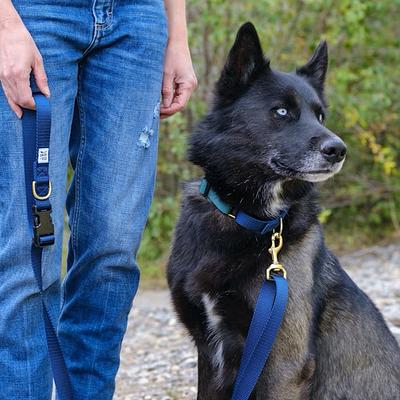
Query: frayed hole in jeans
136 101 160 149
137 126 154 149
153 100 161 119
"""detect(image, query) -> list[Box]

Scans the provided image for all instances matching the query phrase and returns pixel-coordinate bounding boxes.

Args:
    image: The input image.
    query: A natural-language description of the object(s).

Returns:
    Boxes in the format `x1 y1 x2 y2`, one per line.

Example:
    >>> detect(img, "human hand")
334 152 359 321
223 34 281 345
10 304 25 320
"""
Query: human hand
160 40 197 119
0 15 50 118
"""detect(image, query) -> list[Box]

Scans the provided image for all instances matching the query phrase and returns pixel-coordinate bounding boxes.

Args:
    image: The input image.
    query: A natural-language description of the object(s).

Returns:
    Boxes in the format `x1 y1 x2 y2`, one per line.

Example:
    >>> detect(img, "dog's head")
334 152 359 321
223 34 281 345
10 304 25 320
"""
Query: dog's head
190 22 346 185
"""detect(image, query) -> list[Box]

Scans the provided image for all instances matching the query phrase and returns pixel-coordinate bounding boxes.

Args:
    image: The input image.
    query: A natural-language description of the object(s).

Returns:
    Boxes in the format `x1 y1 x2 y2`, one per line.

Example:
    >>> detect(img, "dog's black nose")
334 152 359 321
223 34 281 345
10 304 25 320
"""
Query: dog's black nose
320 138 347 163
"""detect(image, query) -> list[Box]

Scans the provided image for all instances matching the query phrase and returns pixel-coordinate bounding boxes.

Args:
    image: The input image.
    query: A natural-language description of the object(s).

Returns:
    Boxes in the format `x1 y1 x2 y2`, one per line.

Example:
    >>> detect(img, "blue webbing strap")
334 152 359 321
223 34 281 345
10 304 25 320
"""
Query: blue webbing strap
231 275 288 400
199 178 287 235
22 93 74 400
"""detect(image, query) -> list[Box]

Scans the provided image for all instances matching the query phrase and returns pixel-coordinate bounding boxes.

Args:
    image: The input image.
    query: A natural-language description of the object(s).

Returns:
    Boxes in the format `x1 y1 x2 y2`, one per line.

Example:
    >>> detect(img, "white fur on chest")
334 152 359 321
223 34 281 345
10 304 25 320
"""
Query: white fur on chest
268 181 285 215
202 293 225 386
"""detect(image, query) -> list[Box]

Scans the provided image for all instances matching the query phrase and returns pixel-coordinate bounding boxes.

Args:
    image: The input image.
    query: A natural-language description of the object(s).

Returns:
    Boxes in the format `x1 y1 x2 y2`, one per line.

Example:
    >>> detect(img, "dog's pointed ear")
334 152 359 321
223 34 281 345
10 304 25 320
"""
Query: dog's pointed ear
216 22 268 96
296 41 328 92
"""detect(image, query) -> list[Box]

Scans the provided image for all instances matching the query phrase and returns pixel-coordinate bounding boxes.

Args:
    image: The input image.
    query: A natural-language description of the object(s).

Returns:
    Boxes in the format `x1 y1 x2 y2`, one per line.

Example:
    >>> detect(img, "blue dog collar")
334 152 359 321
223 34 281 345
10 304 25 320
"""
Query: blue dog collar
199 178 288 235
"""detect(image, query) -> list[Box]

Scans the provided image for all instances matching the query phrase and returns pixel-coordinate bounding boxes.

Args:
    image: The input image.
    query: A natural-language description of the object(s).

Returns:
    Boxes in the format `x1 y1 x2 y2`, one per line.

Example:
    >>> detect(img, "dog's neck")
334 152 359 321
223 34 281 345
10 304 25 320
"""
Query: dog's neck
200 175 320 247
203 175 316 221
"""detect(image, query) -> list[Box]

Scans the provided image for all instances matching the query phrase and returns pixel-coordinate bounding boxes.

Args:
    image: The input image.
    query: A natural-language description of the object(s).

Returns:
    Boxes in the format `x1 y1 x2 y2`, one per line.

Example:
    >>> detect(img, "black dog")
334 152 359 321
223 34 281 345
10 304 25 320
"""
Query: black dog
167 22 400 399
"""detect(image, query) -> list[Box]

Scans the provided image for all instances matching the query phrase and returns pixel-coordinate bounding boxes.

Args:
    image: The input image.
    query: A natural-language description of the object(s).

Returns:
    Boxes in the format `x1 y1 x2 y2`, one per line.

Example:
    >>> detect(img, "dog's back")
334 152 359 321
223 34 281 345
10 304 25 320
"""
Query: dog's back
167 22 400 400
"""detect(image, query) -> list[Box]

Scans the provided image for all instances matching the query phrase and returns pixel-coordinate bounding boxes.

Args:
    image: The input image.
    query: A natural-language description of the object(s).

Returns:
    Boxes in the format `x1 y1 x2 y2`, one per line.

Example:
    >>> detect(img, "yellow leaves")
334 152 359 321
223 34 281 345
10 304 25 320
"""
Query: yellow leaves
318 209 332 224
383 159 397 176
359 130 397 175
344 108 361 129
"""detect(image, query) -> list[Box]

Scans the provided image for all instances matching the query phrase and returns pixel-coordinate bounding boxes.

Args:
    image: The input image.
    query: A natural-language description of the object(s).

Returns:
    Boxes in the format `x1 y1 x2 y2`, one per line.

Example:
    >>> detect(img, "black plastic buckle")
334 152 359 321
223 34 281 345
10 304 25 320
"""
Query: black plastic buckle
32 206 55 247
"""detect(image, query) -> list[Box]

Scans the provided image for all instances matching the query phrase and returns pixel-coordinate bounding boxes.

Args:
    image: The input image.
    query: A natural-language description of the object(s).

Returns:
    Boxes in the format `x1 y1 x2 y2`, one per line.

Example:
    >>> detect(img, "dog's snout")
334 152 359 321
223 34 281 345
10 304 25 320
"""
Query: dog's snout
320 138 347 163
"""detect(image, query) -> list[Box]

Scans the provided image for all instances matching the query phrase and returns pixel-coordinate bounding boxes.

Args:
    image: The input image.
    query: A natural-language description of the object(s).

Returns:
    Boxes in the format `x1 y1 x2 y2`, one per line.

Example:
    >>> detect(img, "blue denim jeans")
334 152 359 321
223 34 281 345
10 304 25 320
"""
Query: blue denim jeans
0 0 167 398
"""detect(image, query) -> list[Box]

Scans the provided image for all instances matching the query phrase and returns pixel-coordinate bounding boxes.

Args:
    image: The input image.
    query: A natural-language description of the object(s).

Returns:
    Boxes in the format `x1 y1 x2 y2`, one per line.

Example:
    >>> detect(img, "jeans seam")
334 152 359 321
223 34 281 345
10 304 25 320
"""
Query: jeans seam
81 1 100 58
81 29 100 59
71 69 87 256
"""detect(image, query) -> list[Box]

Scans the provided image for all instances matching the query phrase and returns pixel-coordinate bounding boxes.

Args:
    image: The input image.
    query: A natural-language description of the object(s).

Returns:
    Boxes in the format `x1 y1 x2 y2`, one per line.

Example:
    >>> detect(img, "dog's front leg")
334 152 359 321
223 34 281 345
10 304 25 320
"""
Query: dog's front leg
197 345 220 400
196 335 257 400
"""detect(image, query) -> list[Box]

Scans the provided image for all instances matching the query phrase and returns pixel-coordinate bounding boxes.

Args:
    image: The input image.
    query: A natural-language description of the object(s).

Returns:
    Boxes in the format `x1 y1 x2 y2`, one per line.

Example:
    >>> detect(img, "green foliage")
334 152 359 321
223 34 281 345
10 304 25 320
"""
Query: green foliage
138 0 400 279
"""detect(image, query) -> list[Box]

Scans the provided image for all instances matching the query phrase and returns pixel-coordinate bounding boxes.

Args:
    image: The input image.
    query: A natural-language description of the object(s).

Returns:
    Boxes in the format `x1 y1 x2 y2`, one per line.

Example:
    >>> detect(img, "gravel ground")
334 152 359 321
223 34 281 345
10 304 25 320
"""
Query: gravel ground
115 243 400 400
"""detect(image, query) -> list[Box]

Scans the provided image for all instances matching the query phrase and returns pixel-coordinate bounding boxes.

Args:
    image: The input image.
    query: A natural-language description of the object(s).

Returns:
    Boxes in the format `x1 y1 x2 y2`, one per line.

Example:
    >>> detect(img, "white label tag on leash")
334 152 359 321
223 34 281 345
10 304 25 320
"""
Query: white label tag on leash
38 148 49 164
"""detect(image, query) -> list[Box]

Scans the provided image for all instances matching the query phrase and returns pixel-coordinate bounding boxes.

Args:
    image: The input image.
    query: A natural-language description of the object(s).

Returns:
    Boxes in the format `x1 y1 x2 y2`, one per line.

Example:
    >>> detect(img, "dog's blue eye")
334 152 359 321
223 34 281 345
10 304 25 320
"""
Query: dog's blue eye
276 108 288 116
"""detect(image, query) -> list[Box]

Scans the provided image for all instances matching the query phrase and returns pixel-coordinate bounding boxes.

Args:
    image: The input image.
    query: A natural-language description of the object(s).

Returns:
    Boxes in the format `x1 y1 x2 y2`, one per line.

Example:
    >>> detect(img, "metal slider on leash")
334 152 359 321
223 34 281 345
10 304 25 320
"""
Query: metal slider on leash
266 218 287 280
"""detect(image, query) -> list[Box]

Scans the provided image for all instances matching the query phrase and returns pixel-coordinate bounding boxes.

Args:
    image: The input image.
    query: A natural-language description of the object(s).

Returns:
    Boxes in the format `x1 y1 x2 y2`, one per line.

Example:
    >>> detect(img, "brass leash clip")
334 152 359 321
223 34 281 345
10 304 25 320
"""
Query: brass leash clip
266 218 287 280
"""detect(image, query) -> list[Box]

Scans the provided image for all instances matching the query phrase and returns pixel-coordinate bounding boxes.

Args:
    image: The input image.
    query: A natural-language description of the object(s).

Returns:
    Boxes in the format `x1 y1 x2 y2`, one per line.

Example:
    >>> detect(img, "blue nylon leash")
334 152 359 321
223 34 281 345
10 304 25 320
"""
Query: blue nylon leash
22 93 74 400
231 276 288 400
198 178 288 400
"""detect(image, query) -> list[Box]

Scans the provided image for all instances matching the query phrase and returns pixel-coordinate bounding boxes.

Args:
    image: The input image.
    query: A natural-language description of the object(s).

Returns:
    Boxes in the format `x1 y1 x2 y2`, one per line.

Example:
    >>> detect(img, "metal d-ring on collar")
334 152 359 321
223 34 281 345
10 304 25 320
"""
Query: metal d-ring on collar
199 177 288 235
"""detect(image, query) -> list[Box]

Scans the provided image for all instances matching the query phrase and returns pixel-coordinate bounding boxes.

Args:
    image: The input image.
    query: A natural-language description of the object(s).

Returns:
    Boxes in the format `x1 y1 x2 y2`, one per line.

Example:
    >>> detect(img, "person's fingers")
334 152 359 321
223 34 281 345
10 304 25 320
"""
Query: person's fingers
160 80 195 119
1 70 27 112
161 89 190 115
1 81 23 118
32 51 50 97
1 82 19 117
161 71 174 108
160 112 172 120
1 64 35 111
15 73 35 110
5 93 23 118
1 82 22 118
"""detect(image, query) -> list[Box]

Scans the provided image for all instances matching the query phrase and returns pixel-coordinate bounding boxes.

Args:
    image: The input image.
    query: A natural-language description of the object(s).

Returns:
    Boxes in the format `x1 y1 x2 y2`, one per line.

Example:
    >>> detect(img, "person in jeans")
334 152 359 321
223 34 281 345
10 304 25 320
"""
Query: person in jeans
0 0 197 398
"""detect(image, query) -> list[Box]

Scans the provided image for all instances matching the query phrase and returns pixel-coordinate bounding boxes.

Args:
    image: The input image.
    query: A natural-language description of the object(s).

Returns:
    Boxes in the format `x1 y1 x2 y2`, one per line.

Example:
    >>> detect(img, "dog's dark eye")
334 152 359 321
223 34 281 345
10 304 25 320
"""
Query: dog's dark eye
275 108 288 117
318 113 324 123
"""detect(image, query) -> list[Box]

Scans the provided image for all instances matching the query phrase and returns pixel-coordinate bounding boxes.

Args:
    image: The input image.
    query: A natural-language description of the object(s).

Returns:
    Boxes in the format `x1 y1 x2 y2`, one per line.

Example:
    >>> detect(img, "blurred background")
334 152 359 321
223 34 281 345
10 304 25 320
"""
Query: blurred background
130 0 400 286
